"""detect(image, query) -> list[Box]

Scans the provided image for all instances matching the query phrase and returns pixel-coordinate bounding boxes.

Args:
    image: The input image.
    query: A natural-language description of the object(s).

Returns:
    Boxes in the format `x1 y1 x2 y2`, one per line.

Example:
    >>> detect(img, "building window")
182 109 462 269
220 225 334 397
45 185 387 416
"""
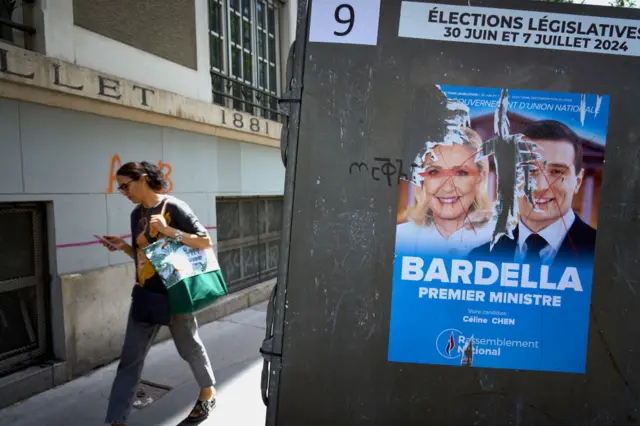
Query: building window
0 202 50 376
209 0 281 122
0 0 37 50
216 197 282 293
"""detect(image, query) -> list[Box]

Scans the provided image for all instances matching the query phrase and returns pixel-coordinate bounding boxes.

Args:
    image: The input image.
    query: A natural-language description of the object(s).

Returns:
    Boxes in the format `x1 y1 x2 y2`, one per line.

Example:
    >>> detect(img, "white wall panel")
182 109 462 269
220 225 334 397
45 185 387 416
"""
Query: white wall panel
0 100 283 274
0 98 23 193
207 193 218 245
170 193 212 231
106 193 135 266
162 128 218 193
241 143 285 196
217 140 242 195
20 102 162 194
52 194 109 274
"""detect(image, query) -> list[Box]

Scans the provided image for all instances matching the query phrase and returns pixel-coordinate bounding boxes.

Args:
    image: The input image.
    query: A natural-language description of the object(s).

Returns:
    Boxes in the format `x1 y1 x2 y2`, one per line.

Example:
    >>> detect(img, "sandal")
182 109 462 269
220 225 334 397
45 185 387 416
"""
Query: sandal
186 398 216 423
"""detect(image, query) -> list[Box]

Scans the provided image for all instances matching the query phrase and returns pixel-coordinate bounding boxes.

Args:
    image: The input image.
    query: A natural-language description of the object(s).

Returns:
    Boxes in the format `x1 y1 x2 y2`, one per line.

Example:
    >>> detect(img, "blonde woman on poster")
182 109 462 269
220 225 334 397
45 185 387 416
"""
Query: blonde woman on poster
395 127 496 257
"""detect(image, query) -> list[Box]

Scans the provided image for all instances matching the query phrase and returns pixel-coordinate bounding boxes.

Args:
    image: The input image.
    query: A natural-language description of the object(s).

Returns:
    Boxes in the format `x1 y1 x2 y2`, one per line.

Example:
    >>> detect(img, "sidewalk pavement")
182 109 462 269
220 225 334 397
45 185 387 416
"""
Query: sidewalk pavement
0 302 270 426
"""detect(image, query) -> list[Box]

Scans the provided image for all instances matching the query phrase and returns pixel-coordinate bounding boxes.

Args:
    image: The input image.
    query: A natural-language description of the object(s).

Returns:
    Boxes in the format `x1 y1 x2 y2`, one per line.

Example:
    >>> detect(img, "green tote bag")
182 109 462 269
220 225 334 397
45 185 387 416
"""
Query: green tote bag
143 236 228 315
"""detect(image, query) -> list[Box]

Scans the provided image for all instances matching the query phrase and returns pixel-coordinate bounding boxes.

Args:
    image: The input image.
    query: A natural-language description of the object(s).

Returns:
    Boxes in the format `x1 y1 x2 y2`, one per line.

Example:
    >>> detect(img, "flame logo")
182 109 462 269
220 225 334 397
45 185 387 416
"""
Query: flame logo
436 328 464 360
445 331 455 356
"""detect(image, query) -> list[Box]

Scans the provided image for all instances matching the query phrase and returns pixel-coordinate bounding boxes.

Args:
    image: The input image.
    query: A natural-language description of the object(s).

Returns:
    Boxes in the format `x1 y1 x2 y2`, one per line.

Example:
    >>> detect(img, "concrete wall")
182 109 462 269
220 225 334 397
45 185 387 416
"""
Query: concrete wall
35 0 298 104
73 0 197 70
38 0 213 102
0 97 284 378
61 264 275 377
0 97 285 275
0 0 295 398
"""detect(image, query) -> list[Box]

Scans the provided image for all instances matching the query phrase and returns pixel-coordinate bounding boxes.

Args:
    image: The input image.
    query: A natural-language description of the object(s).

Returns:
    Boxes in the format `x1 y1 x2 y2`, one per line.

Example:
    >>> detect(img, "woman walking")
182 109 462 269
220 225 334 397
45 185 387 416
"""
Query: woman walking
99 161 216 425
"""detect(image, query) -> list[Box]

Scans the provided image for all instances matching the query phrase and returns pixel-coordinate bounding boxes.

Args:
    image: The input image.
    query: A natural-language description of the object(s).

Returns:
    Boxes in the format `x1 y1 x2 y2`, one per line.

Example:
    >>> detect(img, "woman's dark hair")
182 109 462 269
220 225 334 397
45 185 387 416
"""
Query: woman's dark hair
116 161 168 191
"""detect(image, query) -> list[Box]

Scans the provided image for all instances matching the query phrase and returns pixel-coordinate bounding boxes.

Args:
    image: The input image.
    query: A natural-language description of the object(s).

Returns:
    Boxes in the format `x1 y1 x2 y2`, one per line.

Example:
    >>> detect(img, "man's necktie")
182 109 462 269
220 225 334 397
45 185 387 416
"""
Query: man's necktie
523 234 548 264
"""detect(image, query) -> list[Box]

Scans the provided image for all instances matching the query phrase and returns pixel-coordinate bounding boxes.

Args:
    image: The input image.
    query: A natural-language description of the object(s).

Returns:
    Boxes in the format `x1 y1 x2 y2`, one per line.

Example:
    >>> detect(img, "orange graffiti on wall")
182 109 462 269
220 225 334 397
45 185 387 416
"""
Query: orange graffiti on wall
158 161 173 192
106 154 174 193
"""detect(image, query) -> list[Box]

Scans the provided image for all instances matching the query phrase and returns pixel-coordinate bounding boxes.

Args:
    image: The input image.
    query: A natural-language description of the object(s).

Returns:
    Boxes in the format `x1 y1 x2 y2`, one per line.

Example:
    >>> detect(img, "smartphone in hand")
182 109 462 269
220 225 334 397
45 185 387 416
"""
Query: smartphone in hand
94 234 119 250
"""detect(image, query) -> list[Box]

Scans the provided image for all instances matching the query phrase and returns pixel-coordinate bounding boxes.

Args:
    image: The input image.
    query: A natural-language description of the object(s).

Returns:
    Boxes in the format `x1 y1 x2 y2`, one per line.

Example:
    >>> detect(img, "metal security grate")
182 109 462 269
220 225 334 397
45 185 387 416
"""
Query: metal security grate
132 380 172 409
216 197 282 293
0 203 48 375
0 0 37 50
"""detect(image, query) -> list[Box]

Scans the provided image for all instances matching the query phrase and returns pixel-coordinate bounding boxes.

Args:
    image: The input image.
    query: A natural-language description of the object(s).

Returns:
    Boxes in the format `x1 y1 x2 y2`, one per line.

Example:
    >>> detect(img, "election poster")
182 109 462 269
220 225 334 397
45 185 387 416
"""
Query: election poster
388 85 609 373
399 2 640 58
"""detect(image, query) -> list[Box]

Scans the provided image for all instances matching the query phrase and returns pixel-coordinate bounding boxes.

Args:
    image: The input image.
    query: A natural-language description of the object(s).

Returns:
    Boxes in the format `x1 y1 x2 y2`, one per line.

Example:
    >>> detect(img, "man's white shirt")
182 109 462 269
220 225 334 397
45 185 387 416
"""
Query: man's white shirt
516 209 576 264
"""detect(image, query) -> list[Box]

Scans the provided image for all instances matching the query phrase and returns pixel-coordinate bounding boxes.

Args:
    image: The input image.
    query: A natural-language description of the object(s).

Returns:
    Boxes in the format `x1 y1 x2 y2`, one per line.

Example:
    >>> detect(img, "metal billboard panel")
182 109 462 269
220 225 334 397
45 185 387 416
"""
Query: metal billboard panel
267 1 640 424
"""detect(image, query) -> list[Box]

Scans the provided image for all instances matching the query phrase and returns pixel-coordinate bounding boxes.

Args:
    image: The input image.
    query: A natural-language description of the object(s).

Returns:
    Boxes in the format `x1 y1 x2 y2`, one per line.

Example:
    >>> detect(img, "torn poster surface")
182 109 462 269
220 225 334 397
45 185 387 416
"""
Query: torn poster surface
389 85 609 373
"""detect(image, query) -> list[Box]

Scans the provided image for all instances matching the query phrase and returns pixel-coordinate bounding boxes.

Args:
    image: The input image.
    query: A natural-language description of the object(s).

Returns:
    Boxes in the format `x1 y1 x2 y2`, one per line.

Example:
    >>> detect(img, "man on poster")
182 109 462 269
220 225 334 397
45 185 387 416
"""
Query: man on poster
389 86 607 373
470 119 597 267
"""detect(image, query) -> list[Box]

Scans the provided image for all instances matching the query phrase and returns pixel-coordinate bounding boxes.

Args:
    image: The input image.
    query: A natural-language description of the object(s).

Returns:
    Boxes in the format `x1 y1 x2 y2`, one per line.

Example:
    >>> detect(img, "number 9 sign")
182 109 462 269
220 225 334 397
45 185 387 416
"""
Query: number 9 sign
333 4 355 36
309 0 381 46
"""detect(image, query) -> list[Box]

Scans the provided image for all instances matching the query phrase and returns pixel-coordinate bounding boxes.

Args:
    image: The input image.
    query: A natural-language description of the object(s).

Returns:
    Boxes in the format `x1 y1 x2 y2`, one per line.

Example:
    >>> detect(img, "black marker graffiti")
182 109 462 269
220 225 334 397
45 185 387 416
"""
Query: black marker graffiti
349 162 369 174
349 158 418 187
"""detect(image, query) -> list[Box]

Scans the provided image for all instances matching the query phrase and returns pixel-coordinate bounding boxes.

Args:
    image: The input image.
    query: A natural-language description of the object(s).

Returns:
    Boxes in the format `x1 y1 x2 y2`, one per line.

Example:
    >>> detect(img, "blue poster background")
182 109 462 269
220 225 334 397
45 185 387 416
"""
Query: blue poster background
387 86 609 374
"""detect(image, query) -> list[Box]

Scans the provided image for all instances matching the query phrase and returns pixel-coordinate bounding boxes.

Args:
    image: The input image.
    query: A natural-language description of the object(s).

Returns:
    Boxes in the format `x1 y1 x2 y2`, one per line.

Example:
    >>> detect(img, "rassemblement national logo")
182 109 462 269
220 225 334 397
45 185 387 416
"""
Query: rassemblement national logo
435 328 465 359
435 328 511 363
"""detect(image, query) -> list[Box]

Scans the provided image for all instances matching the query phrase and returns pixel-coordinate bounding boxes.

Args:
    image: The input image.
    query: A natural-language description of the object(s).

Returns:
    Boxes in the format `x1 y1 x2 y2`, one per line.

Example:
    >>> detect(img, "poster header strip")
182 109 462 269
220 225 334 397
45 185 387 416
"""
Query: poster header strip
398 2 640 57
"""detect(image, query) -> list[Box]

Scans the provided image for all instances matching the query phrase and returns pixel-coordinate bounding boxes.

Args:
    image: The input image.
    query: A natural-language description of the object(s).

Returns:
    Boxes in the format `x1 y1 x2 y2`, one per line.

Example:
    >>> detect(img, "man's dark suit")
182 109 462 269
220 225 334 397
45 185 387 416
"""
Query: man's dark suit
469 215 597 266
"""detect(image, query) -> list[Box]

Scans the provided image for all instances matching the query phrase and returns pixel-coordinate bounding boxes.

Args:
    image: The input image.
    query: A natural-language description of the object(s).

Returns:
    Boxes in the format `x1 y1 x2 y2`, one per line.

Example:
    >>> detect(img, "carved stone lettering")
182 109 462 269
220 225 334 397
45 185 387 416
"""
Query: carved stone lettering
52 63 84 90
0 48 34 79
98 76 121 100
